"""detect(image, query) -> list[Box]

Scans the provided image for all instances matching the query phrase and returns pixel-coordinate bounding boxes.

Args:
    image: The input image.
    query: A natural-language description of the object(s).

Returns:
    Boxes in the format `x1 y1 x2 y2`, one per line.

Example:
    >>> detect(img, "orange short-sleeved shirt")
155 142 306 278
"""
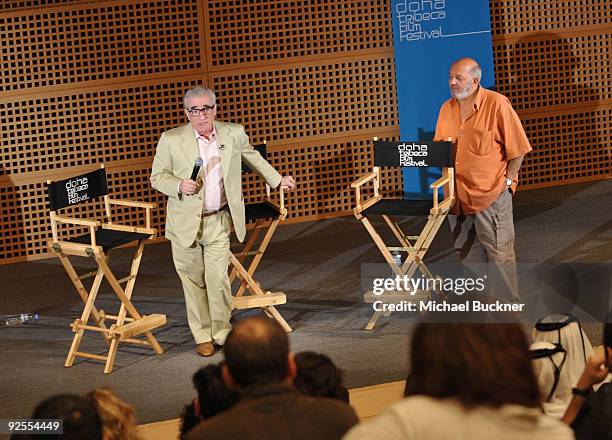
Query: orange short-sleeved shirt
434 87 532 214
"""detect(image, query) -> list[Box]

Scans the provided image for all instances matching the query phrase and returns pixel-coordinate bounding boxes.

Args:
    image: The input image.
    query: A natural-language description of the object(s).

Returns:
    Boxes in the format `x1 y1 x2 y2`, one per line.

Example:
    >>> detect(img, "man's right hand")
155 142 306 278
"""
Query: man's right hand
179 179 198 196
577 346 609 389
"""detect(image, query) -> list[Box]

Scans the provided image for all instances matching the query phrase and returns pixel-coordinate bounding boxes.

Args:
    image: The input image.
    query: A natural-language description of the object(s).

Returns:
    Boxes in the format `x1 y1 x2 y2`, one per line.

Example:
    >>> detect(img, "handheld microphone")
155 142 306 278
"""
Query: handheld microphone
190 158 203 181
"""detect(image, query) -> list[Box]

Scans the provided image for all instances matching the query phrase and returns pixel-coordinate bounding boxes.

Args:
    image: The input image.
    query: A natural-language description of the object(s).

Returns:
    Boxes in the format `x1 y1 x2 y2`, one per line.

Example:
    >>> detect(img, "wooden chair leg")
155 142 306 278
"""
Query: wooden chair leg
65 266 105 367
230 254 292 331
264 306 292 333
235 218 279 297
104 337 120 374
365 310 383 330
56 252 109 339
98 243 164 373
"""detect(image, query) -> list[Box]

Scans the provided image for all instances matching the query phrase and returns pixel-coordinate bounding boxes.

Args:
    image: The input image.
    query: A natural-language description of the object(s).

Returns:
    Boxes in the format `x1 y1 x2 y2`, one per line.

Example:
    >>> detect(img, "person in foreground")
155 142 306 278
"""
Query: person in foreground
562 311 612 439
294 351 349 402
186 317 358 440
179 363 240 438
26 394 102 440
151 86 295 357
343 321 573 440
86 388 141 440
434 57 531 302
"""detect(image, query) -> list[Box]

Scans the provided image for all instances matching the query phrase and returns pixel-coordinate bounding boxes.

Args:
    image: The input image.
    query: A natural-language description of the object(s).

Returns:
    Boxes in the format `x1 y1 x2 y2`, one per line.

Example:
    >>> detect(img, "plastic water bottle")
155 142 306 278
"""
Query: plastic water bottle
392 252 403 268
3 313 39 326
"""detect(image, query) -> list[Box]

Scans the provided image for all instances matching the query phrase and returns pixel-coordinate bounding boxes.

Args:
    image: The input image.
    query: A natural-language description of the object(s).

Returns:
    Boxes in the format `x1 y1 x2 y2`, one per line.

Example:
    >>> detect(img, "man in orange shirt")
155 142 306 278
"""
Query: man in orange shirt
434 57 532 302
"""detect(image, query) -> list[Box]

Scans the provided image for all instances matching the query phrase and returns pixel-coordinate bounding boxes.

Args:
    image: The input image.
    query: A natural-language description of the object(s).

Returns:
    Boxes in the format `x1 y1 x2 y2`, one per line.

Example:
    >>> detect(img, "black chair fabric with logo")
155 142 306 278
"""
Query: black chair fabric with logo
351 138 455 329
47 164 165 373
229 142 292 332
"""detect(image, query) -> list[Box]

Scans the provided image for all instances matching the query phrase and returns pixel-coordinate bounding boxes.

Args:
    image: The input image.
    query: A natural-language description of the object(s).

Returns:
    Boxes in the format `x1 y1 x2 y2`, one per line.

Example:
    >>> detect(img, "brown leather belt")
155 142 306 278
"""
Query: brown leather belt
201 205 228 218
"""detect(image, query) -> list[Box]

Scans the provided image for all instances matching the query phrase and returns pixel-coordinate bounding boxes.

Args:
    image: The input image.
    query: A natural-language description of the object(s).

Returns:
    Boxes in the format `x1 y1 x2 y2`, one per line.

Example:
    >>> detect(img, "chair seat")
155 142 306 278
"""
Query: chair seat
69 228 152 251
245 202 280 221
363 198 433 217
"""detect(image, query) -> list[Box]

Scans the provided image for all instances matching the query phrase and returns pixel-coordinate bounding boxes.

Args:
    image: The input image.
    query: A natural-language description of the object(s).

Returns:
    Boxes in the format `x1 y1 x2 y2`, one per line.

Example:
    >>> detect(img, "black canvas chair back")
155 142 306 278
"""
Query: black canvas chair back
46 164 165 373
48 168 108 211
351 138 456 329
374 140 453 168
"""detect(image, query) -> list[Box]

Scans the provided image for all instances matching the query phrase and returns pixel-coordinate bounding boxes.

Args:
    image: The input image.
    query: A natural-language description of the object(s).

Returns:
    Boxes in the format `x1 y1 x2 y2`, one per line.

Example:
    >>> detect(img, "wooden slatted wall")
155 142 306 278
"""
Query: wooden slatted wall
1 1 609 264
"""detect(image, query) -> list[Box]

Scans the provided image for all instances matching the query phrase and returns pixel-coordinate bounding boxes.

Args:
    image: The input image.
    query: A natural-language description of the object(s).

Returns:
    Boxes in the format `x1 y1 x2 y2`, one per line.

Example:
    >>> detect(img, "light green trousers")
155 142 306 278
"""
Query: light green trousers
171 210 232 345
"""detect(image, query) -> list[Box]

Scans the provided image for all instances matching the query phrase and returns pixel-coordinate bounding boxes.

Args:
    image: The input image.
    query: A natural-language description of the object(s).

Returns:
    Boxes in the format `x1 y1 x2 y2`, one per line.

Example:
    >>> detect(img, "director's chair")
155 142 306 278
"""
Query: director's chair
229 142 292 332
47 165 166 373
352 138 454 329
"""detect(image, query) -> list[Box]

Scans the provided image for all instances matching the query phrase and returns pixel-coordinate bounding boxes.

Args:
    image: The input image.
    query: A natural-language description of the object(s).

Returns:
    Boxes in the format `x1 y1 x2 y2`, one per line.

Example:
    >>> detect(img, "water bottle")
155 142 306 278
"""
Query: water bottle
392 252 403 268
3 313 39 326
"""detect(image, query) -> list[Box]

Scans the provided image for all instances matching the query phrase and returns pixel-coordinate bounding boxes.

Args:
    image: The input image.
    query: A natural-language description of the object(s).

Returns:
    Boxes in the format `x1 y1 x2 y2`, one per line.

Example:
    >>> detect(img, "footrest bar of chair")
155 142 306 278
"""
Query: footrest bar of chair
234 250 264 257
104 314 135 322
74 351 108 361
77 270 98 280
232 292 286 310
121 337 152 346
116 274 136 284
110 314 166 339
72 322 110 334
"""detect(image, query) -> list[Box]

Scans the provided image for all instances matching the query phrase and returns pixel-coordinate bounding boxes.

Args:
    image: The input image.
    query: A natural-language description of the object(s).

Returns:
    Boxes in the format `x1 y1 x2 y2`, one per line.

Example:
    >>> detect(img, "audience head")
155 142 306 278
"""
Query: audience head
31 394 102 440
178 401 199 440
86 388 140 440
405 320 541 409
294 351 349 402
530 341 573 417
193 363 240 419
223 317 295 389
179 363 240 438
532 314 594 389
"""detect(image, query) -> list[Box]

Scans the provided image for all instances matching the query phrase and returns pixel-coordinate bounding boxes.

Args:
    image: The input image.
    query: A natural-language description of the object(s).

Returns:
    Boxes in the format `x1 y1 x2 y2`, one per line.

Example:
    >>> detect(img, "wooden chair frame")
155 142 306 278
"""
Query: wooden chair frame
352 139 455 329
229 143 292 332
47 164 166 373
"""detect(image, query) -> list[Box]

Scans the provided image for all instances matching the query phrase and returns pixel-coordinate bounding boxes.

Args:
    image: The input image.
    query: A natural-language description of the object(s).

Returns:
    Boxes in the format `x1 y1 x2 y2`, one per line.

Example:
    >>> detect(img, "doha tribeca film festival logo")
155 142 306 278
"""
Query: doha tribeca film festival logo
398 142 429 166
395 1 490 42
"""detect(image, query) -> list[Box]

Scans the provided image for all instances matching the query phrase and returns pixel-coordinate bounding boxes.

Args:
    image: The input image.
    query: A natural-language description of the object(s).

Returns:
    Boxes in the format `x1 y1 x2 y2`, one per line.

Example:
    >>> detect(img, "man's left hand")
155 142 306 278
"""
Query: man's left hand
280 175 296 191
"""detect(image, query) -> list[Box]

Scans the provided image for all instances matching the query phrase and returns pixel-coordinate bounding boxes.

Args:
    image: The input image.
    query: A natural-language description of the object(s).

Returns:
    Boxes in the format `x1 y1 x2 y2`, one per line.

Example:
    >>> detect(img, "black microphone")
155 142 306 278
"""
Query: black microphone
190 158 203 181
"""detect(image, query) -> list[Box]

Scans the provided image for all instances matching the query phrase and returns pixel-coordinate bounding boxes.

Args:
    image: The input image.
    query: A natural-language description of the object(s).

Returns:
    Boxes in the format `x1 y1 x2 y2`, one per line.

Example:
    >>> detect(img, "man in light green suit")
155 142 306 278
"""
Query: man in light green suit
151 86 295 357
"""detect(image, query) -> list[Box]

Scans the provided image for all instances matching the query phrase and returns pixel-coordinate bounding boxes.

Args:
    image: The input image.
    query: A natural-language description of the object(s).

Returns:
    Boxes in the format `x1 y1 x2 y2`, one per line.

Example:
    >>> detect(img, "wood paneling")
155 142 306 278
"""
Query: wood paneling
0 0 609 263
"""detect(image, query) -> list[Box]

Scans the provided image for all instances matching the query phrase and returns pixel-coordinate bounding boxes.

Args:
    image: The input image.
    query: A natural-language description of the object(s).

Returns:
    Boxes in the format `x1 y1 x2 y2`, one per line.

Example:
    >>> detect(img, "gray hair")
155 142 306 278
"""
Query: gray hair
183 86 216 108
470 62 482 81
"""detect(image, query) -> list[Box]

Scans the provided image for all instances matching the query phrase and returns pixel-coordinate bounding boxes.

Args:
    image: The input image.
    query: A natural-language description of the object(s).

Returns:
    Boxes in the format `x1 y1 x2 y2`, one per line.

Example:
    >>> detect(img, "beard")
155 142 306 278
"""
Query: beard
450 84 475 100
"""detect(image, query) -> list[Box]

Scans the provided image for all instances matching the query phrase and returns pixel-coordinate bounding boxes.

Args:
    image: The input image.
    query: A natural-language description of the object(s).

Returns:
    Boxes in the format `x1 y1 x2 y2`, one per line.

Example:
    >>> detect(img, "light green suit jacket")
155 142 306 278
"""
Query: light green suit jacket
150 121 282 247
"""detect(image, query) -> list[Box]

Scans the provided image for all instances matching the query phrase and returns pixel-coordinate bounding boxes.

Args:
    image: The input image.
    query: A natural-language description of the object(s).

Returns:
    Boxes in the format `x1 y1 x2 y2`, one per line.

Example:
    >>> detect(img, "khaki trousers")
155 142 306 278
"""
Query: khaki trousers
449 189 519 301
171 210 232 345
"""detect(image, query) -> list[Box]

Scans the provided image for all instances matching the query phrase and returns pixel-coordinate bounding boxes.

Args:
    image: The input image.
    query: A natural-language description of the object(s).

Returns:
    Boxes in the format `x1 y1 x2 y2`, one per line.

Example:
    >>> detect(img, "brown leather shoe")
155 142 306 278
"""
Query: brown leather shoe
196 342 215 357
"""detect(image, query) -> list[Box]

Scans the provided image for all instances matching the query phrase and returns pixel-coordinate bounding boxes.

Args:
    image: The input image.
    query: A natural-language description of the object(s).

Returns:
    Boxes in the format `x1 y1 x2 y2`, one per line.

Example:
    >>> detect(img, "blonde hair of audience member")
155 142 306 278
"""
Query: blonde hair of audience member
530 341 575 418
87 388 141 440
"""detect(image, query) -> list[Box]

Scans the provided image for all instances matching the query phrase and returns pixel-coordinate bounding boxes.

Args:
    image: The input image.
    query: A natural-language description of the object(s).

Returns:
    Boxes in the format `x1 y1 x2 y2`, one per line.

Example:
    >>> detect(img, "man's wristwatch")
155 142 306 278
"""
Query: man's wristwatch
571 387 591 397
505 177 513 187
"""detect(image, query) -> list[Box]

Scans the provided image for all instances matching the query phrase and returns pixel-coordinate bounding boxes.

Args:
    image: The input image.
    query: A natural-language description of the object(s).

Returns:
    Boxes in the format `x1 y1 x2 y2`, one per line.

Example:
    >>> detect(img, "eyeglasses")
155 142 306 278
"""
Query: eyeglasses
186 105 215 116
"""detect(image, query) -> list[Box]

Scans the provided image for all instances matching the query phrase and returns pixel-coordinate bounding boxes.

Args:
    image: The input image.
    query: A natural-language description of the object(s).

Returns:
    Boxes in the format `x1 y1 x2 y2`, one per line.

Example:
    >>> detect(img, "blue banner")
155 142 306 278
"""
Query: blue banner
391 1 495 197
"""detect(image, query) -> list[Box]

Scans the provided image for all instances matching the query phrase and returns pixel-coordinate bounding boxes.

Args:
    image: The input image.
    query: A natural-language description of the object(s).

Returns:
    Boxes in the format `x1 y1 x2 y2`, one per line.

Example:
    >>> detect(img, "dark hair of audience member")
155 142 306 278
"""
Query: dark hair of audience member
294 351 349 402
179 363 241 438
404 321 541 409
194 363 240 419
224 317 290 388
179 401 200 440
30 394 102 440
